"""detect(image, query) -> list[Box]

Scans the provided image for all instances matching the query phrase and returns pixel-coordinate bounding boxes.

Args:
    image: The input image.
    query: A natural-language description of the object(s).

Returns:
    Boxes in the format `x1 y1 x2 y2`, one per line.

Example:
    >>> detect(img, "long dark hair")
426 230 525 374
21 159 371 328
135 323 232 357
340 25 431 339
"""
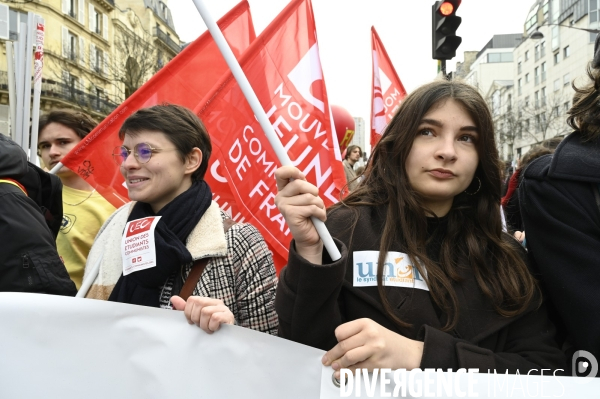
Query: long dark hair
335 79 538 331
567 65 600 141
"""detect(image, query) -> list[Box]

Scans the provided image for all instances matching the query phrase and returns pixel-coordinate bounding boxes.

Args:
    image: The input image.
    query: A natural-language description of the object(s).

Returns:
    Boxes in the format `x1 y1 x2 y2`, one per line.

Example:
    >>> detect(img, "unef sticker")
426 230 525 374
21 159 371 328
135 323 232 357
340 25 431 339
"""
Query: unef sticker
353 251 429 291
121 216 162 276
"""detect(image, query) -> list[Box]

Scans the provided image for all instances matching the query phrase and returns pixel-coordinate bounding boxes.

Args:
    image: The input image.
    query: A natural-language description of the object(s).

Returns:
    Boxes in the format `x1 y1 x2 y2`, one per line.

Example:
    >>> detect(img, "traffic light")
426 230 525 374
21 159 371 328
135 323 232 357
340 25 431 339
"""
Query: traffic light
432 0 462 60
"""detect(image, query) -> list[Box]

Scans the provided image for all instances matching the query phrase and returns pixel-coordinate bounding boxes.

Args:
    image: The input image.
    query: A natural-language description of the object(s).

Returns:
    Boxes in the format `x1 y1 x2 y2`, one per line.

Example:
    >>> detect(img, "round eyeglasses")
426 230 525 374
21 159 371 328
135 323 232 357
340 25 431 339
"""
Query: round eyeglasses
112 142 158 165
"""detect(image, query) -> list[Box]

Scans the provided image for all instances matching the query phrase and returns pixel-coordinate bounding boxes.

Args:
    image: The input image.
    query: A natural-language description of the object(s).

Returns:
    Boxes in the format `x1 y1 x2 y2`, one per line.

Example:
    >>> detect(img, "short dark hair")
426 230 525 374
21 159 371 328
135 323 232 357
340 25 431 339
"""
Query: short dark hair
345 145 362 160
118 104 211 181
38 109 97 140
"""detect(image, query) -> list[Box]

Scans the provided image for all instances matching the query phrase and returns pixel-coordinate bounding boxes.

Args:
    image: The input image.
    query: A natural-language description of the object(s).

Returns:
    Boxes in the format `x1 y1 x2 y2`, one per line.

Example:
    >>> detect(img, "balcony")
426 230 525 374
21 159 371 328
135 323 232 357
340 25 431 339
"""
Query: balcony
153 27 180 54
0 72 117 115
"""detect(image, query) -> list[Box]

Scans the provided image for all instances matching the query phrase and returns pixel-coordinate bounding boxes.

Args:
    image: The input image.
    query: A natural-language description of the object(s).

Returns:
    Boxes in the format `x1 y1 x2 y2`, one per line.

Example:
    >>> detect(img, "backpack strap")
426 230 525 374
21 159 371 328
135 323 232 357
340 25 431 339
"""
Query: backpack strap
178 218 236 301
0 178 28 196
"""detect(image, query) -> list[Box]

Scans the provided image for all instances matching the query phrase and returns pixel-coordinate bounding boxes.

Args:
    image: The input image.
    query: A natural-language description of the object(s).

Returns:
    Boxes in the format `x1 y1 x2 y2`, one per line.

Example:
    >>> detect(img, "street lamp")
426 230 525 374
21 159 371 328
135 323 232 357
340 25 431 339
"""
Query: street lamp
530 23 600 40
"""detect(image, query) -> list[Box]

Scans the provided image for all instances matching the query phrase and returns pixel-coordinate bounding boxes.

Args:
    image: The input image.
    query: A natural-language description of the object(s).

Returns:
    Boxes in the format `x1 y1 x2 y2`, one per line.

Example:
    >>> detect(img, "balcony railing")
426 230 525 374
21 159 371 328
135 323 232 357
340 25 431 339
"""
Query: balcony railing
153 27 181 54
41 80 117 114
1 72 117 115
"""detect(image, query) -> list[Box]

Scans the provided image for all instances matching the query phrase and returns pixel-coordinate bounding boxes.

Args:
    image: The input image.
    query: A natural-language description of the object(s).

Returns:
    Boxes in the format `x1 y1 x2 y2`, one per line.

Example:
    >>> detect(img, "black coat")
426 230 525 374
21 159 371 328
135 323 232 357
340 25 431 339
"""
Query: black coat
519 131 600 360
276 205 566 374
0 134 76 296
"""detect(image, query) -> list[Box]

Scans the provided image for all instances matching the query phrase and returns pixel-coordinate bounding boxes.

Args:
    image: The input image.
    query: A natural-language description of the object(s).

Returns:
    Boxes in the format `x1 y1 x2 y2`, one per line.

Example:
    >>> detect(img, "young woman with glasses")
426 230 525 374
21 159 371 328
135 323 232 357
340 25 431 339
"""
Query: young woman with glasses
83 104 278 335
274 80 566 375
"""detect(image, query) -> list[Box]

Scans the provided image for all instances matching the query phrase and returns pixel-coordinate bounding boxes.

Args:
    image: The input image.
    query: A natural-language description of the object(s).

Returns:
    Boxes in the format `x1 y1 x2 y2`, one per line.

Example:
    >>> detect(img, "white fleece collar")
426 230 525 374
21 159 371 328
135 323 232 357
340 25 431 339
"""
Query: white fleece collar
185 201 228 260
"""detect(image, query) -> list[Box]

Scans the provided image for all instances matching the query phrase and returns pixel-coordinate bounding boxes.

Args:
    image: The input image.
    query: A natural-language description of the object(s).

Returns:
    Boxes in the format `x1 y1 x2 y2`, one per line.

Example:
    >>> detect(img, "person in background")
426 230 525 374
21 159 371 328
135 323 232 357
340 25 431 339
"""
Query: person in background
83 104 278 335
343 145 362 192
37 110 116 290
274 79 565 376
0 133 76 296
502 145 554 232
519 63 600 364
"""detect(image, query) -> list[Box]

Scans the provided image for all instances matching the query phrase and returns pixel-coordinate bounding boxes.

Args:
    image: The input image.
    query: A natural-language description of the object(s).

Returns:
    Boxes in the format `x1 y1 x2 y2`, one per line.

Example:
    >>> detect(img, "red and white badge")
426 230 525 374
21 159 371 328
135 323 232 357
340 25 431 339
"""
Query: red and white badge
121 216 161 276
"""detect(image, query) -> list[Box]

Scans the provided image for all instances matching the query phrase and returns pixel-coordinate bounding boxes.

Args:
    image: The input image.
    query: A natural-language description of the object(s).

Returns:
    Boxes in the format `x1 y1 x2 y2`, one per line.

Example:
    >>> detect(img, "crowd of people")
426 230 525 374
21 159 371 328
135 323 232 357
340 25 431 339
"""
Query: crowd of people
1 47 599 379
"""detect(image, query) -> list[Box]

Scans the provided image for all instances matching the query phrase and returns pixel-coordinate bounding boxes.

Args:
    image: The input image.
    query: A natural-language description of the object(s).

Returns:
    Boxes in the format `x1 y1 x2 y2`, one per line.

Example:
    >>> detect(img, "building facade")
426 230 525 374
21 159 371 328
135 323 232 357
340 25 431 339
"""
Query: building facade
0 0 181 136
471 0 597 162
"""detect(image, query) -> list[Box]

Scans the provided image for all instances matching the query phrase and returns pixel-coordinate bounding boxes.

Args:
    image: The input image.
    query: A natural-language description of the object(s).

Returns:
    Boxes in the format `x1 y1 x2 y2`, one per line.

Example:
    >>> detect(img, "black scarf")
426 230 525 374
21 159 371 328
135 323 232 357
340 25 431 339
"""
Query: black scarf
108 180 212 307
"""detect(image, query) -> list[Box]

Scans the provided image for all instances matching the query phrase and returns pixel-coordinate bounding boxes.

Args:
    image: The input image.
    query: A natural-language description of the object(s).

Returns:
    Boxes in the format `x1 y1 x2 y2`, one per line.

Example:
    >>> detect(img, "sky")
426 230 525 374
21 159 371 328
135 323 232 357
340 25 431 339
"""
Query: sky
168 0 535 146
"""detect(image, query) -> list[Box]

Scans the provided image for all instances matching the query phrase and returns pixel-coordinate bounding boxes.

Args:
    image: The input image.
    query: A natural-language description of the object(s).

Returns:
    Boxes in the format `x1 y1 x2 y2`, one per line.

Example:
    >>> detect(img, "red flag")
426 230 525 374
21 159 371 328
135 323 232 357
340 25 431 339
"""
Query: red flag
59 1 256 208
370 26 406 147
197 0 345 271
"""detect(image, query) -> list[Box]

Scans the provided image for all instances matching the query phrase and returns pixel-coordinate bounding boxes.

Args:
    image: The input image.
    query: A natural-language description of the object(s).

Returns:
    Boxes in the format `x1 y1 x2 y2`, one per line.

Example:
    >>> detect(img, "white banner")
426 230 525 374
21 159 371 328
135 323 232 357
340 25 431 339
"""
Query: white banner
0 293 598 398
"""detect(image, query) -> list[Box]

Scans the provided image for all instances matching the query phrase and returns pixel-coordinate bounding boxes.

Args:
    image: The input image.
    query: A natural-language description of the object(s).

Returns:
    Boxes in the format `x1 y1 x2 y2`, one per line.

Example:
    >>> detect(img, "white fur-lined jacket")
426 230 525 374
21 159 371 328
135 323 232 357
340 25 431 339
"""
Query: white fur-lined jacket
83 201 278 335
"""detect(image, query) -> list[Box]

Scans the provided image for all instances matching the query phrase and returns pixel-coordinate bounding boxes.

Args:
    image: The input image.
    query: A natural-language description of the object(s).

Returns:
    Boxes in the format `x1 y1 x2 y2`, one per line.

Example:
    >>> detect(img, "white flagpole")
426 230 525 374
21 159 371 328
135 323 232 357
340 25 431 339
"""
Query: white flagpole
21 12 36 155
190 0 341 261
6 42 17 142
14 22 27 149
29 16 45 166
49 162 63 175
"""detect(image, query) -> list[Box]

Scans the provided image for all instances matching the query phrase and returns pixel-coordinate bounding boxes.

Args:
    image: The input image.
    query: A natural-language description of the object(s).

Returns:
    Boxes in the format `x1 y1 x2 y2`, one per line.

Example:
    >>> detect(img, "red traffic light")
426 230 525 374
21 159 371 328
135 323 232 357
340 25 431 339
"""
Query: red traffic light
439 1 454 16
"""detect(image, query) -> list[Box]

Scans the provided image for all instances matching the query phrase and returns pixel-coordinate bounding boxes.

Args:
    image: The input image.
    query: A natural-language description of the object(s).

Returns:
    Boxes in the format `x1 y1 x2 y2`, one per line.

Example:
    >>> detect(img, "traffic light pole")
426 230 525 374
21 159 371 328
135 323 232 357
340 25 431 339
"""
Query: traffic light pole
440 60 446 79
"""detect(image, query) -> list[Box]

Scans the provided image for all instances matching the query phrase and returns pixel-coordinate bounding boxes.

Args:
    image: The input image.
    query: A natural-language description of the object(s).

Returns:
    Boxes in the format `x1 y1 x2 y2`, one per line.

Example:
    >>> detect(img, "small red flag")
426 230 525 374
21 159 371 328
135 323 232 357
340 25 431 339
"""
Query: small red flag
370 26 407 147
60 1 256 208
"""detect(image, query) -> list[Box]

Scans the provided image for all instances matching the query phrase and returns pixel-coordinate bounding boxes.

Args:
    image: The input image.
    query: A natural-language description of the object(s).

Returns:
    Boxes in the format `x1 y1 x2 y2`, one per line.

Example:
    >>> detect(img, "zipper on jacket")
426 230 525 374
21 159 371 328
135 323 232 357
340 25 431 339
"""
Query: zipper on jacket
22 254 30 268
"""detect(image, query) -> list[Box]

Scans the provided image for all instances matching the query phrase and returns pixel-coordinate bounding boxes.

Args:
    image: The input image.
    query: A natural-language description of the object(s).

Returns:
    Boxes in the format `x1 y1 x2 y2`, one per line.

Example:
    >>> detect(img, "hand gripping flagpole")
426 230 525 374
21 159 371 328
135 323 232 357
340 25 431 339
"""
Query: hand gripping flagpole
191 0 341 261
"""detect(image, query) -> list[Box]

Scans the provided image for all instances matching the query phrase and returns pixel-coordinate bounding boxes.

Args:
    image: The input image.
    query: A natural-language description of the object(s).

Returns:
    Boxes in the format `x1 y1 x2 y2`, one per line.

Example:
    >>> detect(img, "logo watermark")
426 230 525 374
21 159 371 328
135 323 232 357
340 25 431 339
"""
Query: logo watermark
572 350 598 382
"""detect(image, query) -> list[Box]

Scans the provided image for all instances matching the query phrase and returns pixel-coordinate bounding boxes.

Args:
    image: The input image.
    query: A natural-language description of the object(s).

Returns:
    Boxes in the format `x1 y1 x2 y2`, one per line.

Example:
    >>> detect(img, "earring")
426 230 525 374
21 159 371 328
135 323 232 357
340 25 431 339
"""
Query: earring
464 176 481 195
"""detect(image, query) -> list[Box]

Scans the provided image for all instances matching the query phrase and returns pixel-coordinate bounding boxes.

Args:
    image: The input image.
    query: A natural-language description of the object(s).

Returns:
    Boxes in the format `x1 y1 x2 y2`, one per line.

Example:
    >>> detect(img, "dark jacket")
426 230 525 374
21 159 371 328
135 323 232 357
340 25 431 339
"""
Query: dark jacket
276 205 566 374
519 131 600 360
0 134 76 296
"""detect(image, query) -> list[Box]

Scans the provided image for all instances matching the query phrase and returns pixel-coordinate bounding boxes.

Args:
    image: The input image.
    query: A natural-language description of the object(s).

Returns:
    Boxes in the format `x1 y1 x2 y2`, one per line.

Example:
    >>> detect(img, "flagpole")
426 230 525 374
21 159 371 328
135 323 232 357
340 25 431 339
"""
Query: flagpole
22 13 36 154
191 0 341 261
6 42 17 141
29 16 45 166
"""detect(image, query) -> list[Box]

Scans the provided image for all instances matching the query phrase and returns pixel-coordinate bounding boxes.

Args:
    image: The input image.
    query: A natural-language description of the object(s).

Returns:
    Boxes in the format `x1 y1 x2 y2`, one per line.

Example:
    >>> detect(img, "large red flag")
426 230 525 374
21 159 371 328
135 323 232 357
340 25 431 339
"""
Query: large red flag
197 0 345 271
59 1 256 208
370 26 406 147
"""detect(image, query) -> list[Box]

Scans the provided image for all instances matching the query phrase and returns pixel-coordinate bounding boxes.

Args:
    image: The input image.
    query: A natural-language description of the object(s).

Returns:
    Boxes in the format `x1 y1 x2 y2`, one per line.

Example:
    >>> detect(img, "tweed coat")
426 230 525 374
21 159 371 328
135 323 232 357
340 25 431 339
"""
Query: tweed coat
83 201 278 335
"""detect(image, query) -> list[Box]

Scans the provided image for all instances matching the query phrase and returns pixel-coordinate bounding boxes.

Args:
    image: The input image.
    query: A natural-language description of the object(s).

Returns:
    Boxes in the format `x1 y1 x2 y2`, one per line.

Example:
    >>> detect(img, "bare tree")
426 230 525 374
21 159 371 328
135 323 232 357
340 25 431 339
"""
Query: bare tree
520 92 569 145
45 24 159 116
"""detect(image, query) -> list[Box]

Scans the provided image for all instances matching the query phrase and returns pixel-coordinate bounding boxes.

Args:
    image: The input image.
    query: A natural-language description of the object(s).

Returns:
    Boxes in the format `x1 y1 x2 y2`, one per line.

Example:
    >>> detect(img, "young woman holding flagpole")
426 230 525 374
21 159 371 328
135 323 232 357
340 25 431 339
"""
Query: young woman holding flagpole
274 79 566 376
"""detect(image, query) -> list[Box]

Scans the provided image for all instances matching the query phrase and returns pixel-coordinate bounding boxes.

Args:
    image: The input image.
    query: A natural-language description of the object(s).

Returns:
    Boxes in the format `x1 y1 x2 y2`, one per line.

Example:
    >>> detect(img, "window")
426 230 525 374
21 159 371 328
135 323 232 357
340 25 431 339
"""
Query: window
564 101 570 112
536 114 541 130
541 62 547 82
553 106 559 116
541 87 547 106
535 67 540 85
541 112 547 126
525 50 530 61
591 0 599 42
518 59 522 74
535 44 540 61
518 78 522 95
553 52 560 64
507 94 512 111
551 25 560 50
6 7 27 41
66 0 77 19
487 52 513 63
563 45 570 58
554 79 560 92
541 41 546 57
94 48 103 73
525 73 530 83
62 0 85 25
90 8 101 35
564 73 571 86
525 95 530 107
535 90 539 108
65 30 78 61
